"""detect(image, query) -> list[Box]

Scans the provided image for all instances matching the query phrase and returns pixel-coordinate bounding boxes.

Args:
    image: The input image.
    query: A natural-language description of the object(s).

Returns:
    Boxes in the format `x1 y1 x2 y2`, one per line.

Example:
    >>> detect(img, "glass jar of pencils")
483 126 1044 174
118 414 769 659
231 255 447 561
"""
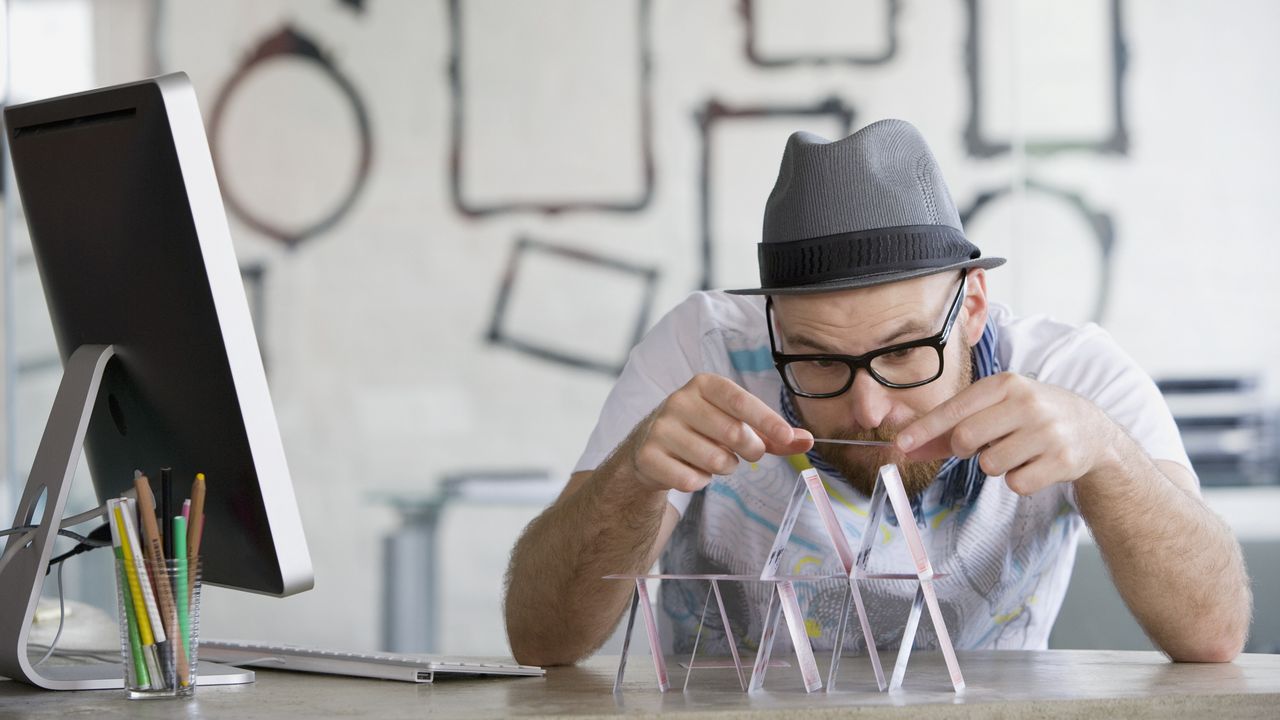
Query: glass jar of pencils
112 554 202 698
107 488 204 698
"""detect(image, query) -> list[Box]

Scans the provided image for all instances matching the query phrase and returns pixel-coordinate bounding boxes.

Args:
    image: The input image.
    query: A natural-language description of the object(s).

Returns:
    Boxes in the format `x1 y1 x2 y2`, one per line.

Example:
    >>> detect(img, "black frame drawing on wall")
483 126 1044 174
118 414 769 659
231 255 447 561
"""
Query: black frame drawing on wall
741 0 899 67
448 0 655 217
208 24 374 249
960 179 1116 322
146 0 164 76
486 236 660 376
696 97 855 291
963 0 1129 158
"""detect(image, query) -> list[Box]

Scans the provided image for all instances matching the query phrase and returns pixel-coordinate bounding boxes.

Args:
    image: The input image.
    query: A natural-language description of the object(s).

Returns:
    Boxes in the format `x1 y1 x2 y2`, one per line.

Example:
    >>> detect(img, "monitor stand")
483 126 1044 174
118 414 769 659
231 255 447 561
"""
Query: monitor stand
0 344 253 690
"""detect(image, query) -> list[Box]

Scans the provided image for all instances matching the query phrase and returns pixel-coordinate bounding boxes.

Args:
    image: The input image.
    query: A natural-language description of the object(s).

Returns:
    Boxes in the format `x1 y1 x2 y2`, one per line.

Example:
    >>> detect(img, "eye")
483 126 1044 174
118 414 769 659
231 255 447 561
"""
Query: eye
874 346 923 367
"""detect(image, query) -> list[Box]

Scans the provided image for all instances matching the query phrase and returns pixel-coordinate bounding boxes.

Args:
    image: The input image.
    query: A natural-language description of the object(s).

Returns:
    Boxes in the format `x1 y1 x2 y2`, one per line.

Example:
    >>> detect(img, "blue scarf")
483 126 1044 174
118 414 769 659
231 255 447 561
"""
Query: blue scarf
779 318 1002 525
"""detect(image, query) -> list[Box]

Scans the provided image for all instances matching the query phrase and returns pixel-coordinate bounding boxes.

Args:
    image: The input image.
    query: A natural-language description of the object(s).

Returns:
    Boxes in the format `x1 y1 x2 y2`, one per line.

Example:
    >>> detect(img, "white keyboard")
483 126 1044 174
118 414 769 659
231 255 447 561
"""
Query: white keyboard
199 639 545 684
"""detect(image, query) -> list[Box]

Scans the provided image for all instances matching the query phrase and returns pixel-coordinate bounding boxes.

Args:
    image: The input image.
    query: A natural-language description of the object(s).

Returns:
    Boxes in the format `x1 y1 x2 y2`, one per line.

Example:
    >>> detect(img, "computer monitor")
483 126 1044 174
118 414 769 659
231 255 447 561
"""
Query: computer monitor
0 73 313 689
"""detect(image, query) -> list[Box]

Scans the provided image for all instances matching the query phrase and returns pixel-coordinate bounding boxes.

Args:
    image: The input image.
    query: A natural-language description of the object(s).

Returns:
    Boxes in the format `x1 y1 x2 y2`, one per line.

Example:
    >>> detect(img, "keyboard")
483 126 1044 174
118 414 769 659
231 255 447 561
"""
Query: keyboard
199 639 545 683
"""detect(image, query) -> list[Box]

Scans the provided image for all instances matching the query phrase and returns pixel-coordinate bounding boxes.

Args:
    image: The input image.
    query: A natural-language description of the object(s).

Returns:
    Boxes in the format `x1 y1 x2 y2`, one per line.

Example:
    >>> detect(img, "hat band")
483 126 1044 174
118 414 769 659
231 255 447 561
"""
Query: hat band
757 224 981 289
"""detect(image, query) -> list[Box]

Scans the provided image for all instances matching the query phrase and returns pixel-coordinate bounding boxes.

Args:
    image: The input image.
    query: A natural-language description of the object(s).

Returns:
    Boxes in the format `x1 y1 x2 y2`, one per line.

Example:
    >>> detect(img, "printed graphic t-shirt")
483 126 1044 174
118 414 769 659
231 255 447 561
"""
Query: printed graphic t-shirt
573 291 1193 655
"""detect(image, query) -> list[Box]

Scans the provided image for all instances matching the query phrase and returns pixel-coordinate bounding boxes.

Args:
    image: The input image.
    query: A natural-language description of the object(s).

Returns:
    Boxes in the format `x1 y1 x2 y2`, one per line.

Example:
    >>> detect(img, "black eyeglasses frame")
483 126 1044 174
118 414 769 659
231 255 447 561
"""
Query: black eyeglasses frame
766 270 968 398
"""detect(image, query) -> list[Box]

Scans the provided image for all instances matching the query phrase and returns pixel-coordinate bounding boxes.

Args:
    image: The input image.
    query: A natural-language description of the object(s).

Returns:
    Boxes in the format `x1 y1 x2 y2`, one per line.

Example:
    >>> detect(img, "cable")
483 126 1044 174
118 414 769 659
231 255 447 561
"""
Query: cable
0 503 126 664
0 502 110 540
33 559 66 666
46 523 112 571
14 523 111 665
23 645 117 663
0 524 109 576
0 496 122 573
0 525 110 545
58 502 110 529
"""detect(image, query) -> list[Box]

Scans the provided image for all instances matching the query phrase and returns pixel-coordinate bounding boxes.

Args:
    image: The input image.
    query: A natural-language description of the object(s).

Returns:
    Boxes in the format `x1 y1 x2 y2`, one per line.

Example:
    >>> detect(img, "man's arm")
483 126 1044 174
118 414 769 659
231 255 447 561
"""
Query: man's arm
898 372 1252 662
1074 448 1251 662
503 457 678 668
503 374 812 667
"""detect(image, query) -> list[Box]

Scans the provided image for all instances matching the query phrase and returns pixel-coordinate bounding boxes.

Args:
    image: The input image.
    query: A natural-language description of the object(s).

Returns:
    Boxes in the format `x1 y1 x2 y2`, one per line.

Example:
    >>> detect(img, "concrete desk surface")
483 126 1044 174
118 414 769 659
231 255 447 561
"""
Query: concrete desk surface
2 649 1279 718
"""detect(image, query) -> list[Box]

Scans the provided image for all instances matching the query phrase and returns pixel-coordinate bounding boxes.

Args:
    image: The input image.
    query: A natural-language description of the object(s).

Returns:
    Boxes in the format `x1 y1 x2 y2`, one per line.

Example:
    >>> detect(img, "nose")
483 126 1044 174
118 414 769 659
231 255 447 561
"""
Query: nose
846 368 893 431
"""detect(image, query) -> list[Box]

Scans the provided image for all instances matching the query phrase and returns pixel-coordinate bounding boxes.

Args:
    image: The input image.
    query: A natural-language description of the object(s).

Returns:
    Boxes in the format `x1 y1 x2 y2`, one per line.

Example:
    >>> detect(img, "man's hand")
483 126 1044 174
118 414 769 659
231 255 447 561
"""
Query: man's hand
893 374 1251 662
894 372 1121 495
628 373 814 494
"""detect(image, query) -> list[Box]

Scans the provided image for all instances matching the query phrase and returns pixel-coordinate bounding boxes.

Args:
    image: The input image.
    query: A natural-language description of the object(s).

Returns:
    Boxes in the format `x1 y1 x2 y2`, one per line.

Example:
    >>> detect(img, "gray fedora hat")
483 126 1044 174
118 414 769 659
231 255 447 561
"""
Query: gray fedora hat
727 119 1004 295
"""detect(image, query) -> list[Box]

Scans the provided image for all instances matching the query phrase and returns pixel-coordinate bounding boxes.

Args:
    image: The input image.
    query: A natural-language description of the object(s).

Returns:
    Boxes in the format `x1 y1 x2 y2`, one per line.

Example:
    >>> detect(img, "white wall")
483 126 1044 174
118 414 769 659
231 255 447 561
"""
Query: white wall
4 0 1279 656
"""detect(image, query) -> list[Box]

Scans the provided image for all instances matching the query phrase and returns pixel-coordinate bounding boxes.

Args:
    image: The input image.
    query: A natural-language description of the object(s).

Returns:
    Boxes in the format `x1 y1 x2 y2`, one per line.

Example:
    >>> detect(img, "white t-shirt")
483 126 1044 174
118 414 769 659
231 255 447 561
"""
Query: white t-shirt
574 291 1192 655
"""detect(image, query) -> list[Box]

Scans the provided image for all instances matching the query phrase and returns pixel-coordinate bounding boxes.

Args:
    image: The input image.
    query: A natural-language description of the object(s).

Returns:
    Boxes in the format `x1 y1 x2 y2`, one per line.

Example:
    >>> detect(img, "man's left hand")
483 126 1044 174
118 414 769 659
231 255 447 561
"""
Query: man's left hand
894 372 1122 496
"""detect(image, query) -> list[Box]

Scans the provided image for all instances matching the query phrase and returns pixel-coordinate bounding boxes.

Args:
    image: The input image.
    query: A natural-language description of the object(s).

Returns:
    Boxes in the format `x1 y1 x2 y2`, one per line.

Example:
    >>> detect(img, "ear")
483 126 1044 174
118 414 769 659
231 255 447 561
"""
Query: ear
962 268 989 346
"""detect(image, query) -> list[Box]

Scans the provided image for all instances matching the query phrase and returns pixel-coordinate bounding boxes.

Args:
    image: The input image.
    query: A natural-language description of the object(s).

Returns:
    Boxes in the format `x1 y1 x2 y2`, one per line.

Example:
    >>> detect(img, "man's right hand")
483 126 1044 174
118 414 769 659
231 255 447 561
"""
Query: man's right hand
626 373 814 494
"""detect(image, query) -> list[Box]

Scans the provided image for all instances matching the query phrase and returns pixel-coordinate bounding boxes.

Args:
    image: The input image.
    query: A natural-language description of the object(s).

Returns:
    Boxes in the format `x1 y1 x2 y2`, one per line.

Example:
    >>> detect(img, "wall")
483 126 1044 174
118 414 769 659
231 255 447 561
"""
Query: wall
3 0 1279 656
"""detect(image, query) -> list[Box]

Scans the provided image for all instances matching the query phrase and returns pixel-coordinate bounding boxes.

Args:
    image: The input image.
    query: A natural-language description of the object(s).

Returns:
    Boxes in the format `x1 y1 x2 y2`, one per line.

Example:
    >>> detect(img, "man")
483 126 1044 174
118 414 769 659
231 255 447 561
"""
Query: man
504 120 1251 667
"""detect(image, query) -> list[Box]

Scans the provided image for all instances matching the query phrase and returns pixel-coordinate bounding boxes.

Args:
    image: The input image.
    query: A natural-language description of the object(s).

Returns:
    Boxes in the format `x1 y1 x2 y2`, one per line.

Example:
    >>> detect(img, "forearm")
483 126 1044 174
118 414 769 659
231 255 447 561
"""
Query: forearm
503 440 669 666
1075 429 1252 662
504 374 810 666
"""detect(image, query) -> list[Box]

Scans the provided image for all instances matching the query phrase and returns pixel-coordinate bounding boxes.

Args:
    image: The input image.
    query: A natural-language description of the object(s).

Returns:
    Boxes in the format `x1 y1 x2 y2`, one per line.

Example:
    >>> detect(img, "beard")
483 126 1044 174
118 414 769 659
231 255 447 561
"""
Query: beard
796 345 974 501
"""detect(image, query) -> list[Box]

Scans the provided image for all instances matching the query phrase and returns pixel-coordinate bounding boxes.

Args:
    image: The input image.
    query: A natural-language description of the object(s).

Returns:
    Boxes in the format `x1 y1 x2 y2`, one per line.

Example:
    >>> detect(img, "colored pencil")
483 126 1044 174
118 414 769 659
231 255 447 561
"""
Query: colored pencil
108 500 151 689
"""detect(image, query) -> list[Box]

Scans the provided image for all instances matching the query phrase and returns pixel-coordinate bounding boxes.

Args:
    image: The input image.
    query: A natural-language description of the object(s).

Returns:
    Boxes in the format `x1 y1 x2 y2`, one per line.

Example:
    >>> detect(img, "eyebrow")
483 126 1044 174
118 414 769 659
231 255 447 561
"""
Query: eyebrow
785 319 934 355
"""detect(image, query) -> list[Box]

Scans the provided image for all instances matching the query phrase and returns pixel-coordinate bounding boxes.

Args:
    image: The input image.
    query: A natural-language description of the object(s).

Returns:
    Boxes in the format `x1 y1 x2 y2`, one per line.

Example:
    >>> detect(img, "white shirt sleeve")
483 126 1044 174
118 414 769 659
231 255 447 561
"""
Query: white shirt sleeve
572 294 711 516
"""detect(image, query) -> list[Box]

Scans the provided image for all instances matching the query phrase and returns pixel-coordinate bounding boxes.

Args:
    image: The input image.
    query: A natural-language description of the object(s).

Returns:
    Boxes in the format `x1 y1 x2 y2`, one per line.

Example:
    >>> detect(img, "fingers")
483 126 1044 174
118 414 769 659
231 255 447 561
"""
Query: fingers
653 415 743 476
682 405 769 463
990 419 1089 487
907 403 1024 462
697 374 799 449
1002 456 1061 497
975 426 1040 479
899 434 953 463
898 371 1060 487
896 373 1019 457
630 374 812 493
631 436 715 494
768 426 815 457
946 414 1076 496
687 374 811 455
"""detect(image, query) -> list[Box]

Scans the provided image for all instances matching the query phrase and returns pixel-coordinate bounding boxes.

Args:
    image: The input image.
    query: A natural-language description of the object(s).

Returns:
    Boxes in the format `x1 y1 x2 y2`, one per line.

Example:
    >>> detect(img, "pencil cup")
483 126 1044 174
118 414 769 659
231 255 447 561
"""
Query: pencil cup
113 556 202 699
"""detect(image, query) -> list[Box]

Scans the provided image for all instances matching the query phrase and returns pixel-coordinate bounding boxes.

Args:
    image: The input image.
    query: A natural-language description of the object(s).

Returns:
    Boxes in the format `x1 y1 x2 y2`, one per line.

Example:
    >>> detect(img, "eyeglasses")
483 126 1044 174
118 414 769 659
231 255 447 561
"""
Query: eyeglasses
767 271 967 398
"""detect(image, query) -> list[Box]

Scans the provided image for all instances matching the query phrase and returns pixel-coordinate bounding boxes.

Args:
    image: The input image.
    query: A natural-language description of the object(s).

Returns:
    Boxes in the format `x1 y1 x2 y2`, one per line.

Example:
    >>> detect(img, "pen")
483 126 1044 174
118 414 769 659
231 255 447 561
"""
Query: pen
173 514 191 686
811 438 893 447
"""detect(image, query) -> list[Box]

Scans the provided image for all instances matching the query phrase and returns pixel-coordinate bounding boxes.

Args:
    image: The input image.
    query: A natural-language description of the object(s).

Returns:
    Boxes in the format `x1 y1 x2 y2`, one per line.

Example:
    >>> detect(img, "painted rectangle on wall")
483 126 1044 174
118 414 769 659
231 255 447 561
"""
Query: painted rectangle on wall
745 0 897 66
965 0 1127 156
487 236 658 375
450 0 653 215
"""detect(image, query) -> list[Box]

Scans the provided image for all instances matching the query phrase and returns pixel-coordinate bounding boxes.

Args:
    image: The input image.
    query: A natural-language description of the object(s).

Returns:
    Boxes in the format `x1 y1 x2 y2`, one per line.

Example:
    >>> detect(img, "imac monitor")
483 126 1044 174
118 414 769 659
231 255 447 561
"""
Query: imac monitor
0 73 313 689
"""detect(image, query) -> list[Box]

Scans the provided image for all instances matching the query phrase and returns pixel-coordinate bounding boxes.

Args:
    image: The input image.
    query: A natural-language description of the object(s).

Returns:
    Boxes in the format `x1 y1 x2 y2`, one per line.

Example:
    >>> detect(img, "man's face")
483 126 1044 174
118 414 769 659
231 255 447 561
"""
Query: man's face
771 270 988 499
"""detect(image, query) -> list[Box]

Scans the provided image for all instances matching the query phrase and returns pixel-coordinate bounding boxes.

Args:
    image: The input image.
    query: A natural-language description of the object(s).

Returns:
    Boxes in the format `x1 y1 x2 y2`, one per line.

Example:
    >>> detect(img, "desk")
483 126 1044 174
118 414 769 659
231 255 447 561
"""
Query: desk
2 650 1279 718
